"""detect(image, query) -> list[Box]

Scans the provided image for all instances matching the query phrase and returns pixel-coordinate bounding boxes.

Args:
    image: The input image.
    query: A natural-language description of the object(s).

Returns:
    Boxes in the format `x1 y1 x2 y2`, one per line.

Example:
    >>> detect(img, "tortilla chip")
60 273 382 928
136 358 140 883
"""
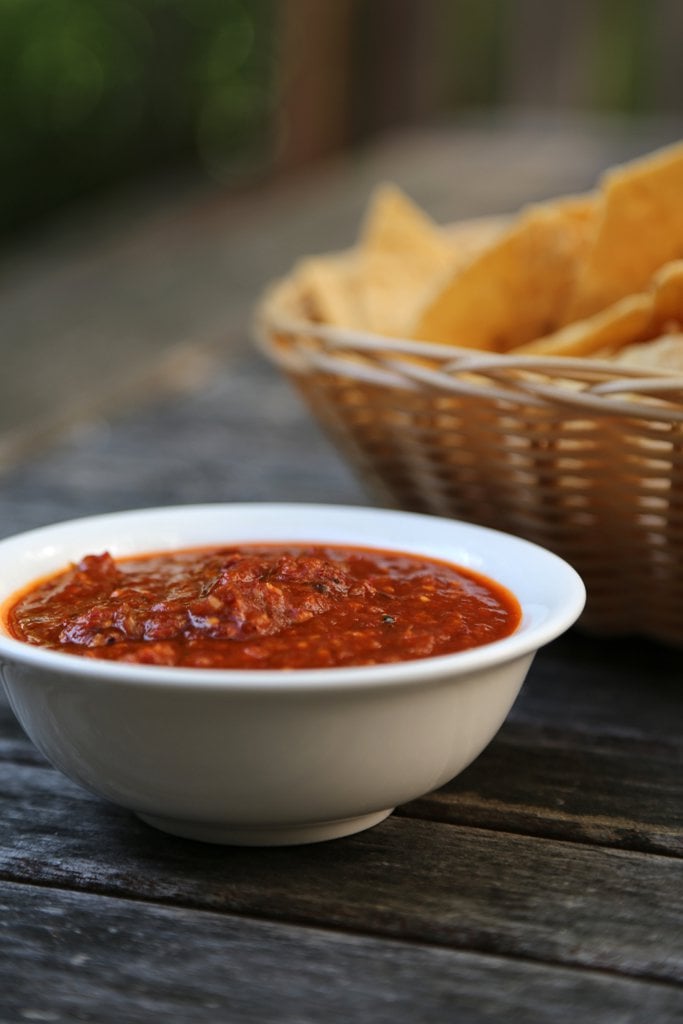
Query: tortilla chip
352 185 460 335
446 215 506 264
294 252 369 330
412 195 596 350
562 141 683 322
296 190 524 338
651 259 683 330
283 144 683 352
359 213 509 336
613 333 683 371
517 257 683 358
513 293 654 358
353 253 433 336
360 184 454 267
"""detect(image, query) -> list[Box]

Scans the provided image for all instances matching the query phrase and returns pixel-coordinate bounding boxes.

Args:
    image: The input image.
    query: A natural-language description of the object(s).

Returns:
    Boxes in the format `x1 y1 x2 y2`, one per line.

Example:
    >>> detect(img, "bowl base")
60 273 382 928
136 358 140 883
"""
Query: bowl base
136 808 394 846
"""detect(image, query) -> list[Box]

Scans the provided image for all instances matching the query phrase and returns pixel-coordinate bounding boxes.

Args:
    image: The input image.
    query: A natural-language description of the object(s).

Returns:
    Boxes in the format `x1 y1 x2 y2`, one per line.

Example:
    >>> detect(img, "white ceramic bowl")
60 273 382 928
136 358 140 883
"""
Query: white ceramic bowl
0 503 585 846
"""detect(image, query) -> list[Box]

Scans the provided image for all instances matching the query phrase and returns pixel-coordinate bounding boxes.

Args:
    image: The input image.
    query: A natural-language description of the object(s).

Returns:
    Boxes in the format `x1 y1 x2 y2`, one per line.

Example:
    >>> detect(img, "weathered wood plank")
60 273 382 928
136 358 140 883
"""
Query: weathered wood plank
2 881 682 1024
397 721 683 856
0 761 681 983
511 632 683 746
0 348 366 523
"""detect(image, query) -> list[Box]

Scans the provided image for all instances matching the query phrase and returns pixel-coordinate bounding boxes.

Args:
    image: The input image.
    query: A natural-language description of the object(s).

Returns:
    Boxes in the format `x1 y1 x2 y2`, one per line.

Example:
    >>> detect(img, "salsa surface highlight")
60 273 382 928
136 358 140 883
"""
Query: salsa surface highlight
5 544 521 669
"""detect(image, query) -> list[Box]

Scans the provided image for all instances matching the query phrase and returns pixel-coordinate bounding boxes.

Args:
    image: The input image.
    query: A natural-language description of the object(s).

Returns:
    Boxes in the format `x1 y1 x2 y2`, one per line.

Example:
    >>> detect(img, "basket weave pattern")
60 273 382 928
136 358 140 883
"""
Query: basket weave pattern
258 286 683 643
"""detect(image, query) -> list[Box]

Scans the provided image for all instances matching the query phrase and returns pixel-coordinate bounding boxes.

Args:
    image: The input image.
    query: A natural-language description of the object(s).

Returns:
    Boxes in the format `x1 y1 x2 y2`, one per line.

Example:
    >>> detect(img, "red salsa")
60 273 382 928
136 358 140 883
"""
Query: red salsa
4 544 521 670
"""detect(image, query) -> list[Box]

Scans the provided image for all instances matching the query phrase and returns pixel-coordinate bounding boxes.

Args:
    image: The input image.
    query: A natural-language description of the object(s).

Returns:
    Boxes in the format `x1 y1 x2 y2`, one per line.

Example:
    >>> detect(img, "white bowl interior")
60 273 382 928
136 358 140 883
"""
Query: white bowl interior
0 503 586 682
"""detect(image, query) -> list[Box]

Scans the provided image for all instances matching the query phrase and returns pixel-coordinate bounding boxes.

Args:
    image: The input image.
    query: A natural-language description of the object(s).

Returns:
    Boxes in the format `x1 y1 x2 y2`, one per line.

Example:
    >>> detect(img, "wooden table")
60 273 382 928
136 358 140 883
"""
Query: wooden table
1 116 682 1022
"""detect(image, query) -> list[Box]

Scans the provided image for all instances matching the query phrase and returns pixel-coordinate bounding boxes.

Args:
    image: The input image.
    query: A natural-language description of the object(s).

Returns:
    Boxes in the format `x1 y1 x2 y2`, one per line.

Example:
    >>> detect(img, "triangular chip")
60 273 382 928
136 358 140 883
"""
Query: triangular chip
412 195 596 350
354 185 461 335
446 215 506 264
294 252 369 330
355 252 441 336
562 141 683 322
360 183 454 268
614 333 683 371
514 258 683 359
651 259 683 330
513 293 653 358
297 190 509 337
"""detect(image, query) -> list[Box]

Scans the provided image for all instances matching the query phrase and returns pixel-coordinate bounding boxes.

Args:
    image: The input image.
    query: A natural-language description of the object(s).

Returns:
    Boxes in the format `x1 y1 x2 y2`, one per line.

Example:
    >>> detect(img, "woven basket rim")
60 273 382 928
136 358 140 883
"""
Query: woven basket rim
255 275 683 422
255 268 683 642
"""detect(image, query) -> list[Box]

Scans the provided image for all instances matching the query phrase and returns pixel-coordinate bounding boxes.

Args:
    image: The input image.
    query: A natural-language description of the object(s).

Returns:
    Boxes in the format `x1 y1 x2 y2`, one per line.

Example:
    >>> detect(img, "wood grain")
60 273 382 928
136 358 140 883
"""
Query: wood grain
3 880 682 1024
511 632 683 746
0 761 681 983
398 721 683 856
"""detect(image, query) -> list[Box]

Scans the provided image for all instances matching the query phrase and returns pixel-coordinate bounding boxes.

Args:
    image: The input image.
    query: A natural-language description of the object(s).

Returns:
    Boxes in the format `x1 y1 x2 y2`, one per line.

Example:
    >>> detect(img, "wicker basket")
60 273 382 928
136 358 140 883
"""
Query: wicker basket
256 274 683 644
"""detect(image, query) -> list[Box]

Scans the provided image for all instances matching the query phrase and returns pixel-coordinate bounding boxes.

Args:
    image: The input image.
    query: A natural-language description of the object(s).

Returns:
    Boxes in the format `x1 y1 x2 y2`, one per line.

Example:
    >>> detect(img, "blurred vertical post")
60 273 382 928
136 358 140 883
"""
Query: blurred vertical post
350 0 447 136
272 0 453 166
273 0 356 168
650 0 683 114
500 0 596 108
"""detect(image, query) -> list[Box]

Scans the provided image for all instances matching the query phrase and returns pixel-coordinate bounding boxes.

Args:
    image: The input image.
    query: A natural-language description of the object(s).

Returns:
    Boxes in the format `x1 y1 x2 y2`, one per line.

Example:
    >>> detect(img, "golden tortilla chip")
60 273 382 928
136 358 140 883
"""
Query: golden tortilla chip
355 252 439 336
295 190 517 338
355 185 462 335
562 141 683 322
651 259 683 329
360 184 454 268
412 195 596 350
281 143 683 355
294 252 369 330
613 333 683 371
446 216 506 264
513 293 654 358
518 257 683 359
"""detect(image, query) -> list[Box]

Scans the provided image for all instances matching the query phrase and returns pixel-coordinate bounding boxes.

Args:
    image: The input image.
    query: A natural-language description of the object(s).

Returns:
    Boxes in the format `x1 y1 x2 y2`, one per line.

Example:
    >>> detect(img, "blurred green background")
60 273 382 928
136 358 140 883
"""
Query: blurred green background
0 0 275 233
2 0 682 237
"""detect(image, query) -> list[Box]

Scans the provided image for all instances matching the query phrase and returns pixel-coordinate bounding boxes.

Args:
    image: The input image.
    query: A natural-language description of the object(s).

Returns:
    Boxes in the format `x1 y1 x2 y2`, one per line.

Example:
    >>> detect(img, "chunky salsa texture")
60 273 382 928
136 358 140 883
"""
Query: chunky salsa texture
5 544 521 669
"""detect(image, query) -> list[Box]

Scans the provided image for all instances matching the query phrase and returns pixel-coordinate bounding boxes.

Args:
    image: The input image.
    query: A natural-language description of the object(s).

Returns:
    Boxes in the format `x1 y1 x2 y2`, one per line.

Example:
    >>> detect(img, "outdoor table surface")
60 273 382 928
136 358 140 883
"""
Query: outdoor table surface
1 115 682 1023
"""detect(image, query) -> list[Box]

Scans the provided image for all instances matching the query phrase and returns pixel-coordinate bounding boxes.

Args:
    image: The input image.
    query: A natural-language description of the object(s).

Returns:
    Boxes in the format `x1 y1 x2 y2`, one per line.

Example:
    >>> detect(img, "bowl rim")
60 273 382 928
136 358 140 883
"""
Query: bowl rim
0 502 586 693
